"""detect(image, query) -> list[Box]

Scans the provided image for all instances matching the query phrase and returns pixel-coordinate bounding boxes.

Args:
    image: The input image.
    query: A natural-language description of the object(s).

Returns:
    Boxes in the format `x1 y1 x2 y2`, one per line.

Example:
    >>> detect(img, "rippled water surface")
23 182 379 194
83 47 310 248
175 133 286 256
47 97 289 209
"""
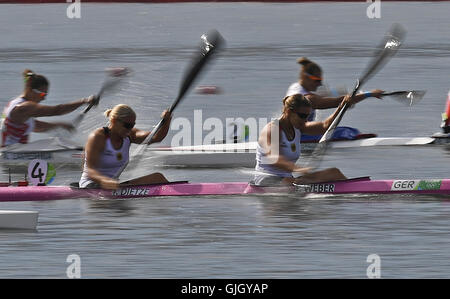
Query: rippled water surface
1 2 450 278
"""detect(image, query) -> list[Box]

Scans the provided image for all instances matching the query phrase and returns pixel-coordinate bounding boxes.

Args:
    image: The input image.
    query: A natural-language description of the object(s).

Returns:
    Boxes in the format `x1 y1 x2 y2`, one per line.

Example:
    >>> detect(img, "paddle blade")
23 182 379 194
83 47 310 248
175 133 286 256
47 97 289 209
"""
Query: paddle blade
69 67 131 130
171 29 226 112
128 30 226 167
357 23 406 93
384 90 426 106
307 24 407 170
98 67 131 98
325 23 407 142
82 67 131 114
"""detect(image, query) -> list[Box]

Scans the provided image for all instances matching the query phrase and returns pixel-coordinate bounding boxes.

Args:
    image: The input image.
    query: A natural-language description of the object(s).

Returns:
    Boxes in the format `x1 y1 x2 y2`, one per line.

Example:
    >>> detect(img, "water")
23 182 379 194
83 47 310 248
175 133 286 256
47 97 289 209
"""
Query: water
1 2 450 279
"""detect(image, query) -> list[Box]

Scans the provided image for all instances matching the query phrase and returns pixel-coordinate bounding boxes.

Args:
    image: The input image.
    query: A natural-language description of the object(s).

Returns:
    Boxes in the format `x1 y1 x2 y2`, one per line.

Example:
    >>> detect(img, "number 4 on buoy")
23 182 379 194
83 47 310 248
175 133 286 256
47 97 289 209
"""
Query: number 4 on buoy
27 159 56 186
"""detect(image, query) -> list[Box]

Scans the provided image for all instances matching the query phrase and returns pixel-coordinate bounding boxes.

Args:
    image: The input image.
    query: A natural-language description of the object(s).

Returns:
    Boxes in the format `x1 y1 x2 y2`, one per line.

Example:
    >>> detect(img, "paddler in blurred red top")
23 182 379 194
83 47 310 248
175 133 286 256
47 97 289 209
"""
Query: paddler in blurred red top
1 69 97 147
440 90 450 133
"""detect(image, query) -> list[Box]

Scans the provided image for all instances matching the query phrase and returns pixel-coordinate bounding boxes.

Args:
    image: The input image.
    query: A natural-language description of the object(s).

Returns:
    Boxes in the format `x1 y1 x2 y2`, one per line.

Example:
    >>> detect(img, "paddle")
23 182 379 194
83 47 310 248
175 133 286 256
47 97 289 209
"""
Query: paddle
72 67 131 128
135 30 224 152
123 30 225 179
318 85 425 107
305 23 407 169
381 90 426 106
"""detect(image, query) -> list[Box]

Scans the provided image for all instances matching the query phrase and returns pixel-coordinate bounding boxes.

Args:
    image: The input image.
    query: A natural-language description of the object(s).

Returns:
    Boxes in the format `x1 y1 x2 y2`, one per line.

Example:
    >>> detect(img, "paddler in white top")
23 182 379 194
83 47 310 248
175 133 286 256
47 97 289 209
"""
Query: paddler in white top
253 93 356 186
286 57 384 123
79 104 172 190
1 69 97 147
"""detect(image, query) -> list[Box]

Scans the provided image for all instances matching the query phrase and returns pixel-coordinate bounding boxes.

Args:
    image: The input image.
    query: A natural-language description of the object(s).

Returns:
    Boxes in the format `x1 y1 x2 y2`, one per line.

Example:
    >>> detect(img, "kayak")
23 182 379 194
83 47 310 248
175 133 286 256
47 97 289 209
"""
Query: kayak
1 134 447 169
1 177 450 202
0 137 83 168
431 132 450 143
0 0 433 3
147 132 374 168
148 134 446 168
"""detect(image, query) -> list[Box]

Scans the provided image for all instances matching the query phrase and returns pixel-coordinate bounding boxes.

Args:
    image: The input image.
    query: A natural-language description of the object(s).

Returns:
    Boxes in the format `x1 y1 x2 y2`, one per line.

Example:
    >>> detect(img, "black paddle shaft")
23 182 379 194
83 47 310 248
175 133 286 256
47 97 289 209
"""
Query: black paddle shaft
171 30 225 112
319 23 407 144
304 24 407 170
143 30 225 145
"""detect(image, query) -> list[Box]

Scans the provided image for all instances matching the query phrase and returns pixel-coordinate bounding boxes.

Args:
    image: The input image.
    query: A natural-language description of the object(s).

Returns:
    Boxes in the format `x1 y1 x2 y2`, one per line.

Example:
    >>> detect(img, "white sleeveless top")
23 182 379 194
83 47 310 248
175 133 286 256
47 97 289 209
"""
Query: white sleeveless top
1 97 35 146
79 128 131 188
255 121 302 178
286 82 316 121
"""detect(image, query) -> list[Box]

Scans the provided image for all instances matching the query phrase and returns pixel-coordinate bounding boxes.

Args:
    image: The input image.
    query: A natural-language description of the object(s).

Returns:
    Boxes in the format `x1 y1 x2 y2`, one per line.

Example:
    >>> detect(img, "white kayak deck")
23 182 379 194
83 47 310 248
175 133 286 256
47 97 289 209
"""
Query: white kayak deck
148 136 440 167
0 210 39 230
1 137 82 153
0 137 83 167
151 136 437 153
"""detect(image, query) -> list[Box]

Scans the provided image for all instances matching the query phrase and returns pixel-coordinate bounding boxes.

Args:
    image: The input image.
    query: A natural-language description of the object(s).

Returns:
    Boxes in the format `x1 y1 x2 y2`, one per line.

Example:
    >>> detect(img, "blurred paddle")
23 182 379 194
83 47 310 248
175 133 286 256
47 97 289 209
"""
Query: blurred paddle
123 30 225 179
305 23 407 169
72 67 131 128
382 90 426 106
318 85 425 107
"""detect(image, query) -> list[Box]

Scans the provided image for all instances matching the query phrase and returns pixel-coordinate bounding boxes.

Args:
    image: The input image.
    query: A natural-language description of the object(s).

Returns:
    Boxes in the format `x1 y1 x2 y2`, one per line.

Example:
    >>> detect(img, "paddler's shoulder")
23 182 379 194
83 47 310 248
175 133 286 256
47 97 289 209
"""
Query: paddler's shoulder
88 127 109 142
10 98 34 111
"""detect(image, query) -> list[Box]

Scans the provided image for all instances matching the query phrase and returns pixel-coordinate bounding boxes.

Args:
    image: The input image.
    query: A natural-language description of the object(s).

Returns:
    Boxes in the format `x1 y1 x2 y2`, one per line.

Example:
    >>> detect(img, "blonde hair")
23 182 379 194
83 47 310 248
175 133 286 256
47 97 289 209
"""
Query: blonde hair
282 94 311 113
104 104 136 121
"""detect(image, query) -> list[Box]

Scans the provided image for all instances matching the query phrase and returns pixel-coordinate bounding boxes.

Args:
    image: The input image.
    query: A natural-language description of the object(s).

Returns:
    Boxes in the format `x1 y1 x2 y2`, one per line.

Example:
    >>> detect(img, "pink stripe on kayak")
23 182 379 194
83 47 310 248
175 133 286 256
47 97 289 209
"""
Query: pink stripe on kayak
2 178 450 202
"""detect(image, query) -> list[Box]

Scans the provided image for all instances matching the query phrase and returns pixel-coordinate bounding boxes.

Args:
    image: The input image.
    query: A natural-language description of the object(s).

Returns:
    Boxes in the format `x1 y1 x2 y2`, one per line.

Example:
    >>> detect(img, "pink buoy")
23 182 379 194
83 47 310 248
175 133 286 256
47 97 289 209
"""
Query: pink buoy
195 85 221 95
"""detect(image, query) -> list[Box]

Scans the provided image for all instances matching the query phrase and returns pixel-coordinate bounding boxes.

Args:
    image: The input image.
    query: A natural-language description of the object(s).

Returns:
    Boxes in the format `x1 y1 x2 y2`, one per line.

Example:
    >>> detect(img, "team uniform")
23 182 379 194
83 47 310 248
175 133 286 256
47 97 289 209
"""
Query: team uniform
1 97 35 147
252 120 301 186
79 127 130 188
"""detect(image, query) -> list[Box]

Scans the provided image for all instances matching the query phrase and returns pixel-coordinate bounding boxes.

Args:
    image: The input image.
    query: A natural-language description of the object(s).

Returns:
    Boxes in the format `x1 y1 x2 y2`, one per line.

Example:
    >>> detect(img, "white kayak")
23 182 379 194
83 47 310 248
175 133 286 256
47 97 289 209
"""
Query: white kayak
148 135 445 168
0 210 39 230
0 137 83 168
431 132 450 143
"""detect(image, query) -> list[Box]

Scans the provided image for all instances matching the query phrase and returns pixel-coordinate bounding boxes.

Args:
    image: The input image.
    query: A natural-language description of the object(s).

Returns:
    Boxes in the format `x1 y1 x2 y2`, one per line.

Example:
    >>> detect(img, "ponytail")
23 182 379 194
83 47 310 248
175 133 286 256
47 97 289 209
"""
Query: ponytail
22 69 49 90
104 104 136 121
296 57 313 67
296 57 322 77
23 69 35 83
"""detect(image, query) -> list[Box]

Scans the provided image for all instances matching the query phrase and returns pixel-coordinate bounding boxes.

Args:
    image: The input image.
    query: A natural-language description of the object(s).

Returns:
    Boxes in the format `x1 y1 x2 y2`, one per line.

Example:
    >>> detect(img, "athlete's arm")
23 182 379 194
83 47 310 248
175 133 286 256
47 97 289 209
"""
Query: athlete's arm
84 129 119 190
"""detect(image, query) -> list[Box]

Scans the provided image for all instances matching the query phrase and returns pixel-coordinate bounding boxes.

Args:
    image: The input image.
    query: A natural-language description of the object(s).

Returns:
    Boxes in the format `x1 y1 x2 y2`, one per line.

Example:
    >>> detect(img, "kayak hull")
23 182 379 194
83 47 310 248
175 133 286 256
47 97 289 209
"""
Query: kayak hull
1 178 450 202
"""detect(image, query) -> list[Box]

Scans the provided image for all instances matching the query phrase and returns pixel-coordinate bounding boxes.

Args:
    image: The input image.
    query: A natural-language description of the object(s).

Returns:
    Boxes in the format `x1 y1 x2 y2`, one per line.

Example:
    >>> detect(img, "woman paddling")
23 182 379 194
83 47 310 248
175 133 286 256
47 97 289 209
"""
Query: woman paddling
79 104 172 190
252 93 358 186
1 69 97 147
286 57 384 140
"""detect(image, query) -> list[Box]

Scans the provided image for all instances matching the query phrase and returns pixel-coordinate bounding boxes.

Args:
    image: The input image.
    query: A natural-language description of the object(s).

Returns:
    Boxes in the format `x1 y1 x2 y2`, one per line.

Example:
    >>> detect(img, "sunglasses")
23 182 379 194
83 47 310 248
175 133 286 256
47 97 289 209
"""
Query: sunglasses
305 72 323 82
120 120 135 130
32 89 47 97
295 111 310 120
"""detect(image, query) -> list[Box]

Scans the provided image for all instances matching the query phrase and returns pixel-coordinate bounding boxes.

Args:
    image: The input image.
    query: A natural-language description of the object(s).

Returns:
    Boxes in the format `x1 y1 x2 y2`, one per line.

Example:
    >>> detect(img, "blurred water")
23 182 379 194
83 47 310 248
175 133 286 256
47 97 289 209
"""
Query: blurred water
1 2 450 278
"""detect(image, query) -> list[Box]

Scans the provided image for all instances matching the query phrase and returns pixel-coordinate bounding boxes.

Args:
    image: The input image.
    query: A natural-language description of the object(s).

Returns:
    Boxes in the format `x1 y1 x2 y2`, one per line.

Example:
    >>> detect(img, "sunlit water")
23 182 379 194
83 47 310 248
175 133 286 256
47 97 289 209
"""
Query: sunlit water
1 2 450 278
